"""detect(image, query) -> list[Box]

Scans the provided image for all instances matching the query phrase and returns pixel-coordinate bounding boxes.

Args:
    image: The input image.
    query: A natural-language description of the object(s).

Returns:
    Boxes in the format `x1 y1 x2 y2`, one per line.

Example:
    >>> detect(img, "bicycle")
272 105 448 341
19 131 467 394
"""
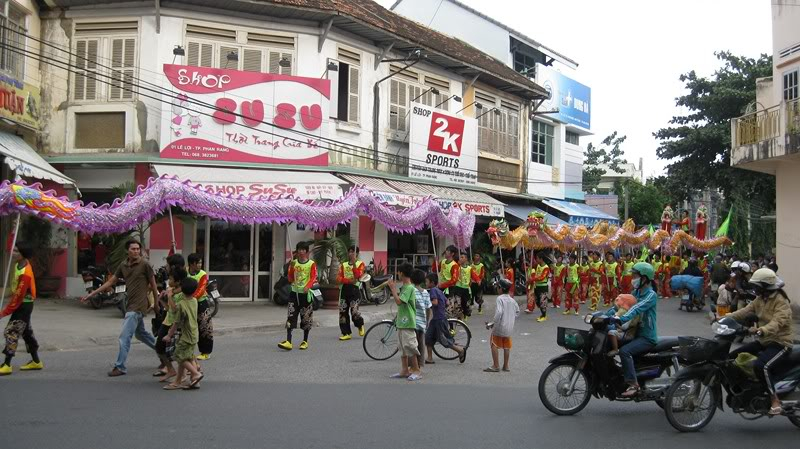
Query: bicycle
362 317 472 361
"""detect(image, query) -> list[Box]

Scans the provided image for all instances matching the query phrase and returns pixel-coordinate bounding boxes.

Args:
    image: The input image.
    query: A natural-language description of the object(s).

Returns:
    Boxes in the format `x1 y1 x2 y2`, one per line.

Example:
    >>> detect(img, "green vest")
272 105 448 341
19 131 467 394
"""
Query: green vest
341 260 364 287
567 264 579 284
291 259 315 294
189 269 208 302
605 262 619 287
622 261 635 276
456 266 472 289
440 260 457 283
535 264 549 288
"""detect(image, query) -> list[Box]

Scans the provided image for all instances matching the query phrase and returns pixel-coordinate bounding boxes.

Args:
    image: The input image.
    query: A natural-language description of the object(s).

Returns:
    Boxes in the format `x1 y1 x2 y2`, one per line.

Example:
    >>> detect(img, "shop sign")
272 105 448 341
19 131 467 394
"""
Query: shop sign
371 191 425 208
160 64 330 166
435 199 504 217
193 181 342 200
536 63 591 130
408 102 478 186
0 74 40 130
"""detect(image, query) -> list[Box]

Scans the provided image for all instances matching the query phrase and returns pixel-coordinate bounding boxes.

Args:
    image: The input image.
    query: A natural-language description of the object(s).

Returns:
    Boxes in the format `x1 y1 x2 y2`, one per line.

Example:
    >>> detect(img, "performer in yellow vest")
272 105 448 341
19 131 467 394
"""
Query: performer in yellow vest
602 252 622 307
278 242 317 351
620 253 636 294
188 253 214 360
470 253 486 315
453 253 480 320
588 252 604 311
552 255 567 309
563 253 581 315
336 246 366 341
526 253 550 322
1 244 41 375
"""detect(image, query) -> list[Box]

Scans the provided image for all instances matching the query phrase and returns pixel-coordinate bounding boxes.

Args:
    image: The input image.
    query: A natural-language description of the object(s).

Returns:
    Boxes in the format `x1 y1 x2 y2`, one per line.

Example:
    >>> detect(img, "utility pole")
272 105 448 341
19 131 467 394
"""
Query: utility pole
623 183 629 220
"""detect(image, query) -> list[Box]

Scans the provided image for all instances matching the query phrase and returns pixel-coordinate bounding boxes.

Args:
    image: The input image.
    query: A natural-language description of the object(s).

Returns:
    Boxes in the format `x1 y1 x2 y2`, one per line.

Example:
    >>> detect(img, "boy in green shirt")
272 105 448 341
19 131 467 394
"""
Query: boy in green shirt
389 263 421 381
163 277 203 390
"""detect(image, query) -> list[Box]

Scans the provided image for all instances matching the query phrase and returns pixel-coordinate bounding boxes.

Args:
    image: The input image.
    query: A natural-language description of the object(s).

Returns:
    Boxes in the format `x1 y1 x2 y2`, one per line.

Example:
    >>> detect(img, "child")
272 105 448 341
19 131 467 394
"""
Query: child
579 255 591 305
470 253 486 315
424 273 466 364
154 267 188 383
607 294 640 357
563 254 580 315
503 259 516 298
188 253 213 360
0 245 41 375
716 275 736 316
163 277 203 390
389 263 421 381
484 278 519 372
279 242 317 351
551 254 566 309
412 269 432 370
527 253 550 322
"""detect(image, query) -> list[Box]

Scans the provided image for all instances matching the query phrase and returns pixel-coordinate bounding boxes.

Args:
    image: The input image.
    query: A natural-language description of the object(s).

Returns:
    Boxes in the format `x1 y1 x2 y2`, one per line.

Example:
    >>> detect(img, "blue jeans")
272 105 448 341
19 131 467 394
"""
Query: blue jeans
114 312 156 373
619 337 655 384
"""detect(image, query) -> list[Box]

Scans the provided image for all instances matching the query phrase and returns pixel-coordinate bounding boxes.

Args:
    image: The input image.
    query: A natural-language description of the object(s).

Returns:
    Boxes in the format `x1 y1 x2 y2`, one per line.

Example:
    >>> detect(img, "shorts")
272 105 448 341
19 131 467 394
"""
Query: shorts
397 328 420 357
173 340 195 363
415 329 426 366
491 335 512 349
425 319 455 348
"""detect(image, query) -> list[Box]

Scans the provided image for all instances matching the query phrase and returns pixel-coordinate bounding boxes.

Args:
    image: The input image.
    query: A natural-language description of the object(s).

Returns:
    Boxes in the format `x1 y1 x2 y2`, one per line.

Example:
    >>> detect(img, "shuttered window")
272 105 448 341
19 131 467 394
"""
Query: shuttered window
387 65 451 133
73 21 138 101
476 91 520 159
185 24 294 75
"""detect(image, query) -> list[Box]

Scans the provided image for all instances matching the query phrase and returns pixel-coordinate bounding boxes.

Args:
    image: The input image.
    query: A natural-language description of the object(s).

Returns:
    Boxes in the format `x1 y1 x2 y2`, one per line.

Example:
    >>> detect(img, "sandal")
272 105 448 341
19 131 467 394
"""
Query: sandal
152 370 167 377
483 367 500 373
163 383 183 390
189 374 204 388
459 347 468 364
769 406 783 416
620 385 640 398
158 373 176 383
502 368 510 372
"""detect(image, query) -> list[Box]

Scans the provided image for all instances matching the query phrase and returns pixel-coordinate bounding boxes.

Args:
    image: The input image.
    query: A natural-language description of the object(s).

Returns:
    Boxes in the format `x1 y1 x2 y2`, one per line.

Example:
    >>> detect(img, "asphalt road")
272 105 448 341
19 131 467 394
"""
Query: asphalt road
2 298 798 448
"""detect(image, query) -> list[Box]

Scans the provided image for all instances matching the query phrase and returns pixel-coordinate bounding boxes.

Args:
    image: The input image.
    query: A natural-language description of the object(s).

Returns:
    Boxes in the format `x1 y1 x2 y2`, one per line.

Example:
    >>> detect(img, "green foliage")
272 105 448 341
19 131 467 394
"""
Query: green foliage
308 234 353 286
613 178 669 225
654 51 776 251
583 131 628 193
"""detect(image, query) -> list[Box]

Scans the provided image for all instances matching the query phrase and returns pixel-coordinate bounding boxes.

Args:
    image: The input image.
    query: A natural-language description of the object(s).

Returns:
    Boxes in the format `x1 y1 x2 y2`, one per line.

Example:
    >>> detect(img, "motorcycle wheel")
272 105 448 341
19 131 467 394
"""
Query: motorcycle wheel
538 362 591 416
117 294 128 318
207 298 220 319
664 377 718 432
89 294 103 310
375 286 390 305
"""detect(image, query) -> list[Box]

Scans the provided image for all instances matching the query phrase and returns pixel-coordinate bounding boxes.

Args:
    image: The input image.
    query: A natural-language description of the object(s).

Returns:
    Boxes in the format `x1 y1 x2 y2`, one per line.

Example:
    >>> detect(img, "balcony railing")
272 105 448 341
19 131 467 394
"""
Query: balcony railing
733 105 780 147
788 98 800 136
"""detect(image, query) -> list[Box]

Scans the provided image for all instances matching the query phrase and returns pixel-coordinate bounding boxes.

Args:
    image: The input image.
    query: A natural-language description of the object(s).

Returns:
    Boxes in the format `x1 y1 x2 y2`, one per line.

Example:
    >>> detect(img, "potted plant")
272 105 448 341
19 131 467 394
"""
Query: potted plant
19 217 63 297
308 233 353 309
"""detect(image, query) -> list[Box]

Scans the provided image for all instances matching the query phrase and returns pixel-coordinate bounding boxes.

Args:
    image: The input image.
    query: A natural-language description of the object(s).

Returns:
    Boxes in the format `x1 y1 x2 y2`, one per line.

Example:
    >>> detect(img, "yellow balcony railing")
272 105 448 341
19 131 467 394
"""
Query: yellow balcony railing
734 105 780 147
788 98 800 136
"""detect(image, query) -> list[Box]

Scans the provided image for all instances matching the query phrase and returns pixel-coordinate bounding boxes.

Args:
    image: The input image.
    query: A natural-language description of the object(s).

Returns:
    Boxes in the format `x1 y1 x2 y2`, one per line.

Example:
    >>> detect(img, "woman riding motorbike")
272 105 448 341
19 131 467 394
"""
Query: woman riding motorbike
726 267 794 415
606 262 659 397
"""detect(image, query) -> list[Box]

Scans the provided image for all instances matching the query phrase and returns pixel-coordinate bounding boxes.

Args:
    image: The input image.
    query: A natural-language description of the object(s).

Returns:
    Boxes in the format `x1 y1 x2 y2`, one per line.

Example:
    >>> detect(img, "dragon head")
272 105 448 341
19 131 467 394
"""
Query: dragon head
486 219 509 246
526 211 546 236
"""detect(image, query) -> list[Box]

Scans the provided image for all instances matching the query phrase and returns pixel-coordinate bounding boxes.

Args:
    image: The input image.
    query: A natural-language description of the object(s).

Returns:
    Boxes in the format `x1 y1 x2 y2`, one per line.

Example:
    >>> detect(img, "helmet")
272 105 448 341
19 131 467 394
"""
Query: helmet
730 261 741 270
632 262 655 282
738 262 752 274
749 268 779 290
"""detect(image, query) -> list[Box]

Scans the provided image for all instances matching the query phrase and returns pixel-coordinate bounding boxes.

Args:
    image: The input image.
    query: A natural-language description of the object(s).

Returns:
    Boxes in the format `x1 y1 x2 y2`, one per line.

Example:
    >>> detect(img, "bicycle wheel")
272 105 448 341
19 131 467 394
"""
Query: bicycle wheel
362 320 399 361
433 319 472 360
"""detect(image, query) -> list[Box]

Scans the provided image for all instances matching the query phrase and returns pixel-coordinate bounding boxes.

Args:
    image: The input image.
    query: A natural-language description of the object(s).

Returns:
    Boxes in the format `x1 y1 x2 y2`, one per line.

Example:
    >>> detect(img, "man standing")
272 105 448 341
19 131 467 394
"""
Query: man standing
337 245 365 341
278 242 317 351
83 239 159 377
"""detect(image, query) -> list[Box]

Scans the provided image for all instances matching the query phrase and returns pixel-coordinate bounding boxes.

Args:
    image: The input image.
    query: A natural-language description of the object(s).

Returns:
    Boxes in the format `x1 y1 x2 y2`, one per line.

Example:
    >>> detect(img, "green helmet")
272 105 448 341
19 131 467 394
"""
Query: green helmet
632 262 655 282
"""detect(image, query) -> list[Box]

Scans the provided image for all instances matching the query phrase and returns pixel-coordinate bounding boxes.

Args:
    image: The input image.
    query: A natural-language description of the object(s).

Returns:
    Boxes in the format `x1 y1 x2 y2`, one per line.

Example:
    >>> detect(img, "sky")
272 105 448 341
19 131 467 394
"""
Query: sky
376 0 773 178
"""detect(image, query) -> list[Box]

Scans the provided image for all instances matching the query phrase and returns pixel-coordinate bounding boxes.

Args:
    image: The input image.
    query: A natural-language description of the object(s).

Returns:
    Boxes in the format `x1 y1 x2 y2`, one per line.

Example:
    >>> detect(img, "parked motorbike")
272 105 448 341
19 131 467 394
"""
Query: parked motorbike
272 261 291 306
113 277 128 318
81 265 114 310
358 262 392 306
663 314 800 432
679 289 706 312
538 313 685 416
206 279 221 318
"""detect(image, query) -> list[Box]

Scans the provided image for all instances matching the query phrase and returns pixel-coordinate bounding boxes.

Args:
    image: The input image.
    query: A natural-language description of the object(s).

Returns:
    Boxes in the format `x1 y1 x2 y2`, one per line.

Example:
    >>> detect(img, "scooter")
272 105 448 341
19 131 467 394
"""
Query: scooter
679 289 706 312
272 261 291 306
358 262 392 306
81 265 114 310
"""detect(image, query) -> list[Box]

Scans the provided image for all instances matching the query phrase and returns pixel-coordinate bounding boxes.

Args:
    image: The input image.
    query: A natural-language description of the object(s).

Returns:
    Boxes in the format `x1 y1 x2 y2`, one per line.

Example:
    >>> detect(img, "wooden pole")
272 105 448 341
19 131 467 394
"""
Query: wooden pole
0 213 21 312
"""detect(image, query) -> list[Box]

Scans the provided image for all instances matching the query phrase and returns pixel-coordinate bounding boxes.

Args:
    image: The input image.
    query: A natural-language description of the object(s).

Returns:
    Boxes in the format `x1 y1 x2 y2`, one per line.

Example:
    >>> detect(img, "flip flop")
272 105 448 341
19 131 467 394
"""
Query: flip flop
163 384 183 390
424 360 435 364
152 370 167 377
459 347 468 364
407 373 422 381
769 406 783 416
483 367 500 373
502 368 510 372
158 373 176 383
189 374 204 388
389 373 408 379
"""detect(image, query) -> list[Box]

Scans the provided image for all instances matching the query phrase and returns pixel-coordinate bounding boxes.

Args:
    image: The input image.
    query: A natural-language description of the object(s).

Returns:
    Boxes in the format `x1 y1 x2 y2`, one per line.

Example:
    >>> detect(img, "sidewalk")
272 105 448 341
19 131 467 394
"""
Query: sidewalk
14 298 397 352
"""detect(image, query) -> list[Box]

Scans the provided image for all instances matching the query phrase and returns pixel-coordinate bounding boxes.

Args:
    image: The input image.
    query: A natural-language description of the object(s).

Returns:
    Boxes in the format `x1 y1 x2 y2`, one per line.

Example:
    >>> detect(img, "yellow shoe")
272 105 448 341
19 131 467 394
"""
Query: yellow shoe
196 354 211 361
478 309 484 315
299 341 309 350
537 316 548 323
562 310 570 315
358 326 365 337
0 364 11 375
20 360 43 371
278 340 293 351
339 334 352 341
573 310 579 315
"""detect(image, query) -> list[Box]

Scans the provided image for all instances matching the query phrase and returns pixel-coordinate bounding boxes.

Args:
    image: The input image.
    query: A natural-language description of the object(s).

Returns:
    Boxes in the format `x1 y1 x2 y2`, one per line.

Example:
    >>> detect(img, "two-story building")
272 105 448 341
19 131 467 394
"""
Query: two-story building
28 0 550 299
730 2 800 301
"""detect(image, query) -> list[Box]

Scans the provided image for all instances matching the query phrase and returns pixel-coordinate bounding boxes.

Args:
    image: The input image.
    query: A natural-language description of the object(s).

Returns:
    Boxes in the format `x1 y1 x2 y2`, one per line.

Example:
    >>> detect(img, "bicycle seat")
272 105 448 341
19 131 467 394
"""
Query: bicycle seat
650 336 680 353
372 274 392 284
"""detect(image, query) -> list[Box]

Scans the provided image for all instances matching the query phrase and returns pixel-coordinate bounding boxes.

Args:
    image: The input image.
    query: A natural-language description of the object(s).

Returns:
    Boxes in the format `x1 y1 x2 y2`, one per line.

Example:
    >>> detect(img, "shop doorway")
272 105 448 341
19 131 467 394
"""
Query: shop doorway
197 219 273 301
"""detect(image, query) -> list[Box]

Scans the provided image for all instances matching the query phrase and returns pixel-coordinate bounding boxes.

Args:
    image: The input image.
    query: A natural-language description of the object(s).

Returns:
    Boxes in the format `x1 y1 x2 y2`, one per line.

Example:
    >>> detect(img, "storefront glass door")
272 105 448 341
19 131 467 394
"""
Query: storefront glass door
203 219 253 301
255 224 273 301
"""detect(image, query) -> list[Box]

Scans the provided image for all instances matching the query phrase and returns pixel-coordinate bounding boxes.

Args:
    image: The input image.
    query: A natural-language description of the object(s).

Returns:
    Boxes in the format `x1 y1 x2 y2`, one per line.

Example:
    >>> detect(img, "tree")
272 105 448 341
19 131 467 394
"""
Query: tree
654 51 775 250
582 131 628 193
613 178 669 225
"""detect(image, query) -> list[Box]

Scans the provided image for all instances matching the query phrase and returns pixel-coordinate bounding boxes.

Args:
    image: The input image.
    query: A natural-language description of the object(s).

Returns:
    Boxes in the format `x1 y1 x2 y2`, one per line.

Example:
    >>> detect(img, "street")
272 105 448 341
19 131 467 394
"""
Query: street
2 298 798 448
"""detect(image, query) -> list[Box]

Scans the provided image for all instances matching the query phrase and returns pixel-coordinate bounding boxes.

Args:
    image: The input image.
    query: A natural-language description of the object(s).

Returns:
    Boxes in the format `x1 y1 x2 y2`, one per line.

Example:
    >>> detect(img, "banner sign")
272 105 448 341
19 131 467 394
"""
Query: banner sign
190 181 342 200
0 74 40 130
371 189 501 217
160 64 330 165
536 63 591 130
408 102 478 186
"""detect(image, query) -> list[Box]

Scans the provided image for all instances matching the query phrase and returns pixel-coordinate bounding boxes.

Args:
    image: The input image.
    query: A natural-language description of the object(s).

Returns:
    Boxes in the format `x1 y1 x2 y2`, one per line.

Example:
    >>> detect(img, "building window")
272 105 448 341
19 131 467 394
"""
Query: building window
784 69 798 101
335 47 360 124
565 130 580 145
531 120 554 165
185 24 294 75
513 51 536 76
73 21 139 101
0 5 27 81
476 92 519 159
74 112 126 149
388 64 451 134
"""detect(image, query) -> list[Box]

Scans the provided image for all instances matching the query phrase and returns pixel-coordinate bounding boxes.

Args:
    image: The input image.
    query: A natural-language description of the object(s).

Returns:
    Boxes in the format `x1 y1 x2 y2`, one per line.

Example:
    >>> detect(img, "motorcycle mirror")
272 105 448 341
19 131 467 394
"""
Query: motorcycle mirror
583 314 593 324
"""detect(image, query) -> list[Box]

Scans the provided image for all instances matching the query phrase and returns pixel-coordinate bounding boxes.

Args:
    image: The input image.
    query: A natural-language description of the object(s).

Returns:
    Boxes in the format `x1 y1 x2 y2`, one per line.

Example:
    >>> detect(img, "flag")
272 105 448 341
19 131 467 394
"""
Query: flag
715 208 733 237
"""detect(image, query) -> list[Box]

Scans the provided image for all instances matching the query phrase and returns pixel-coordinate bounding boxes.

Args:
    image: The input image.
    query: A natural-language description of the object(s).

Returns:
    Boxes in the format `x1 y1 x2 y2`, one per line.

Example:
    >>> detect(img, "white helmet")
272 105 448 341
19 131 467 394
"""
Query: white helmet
738 262 751 274
749 268 779 290
731 261 741 270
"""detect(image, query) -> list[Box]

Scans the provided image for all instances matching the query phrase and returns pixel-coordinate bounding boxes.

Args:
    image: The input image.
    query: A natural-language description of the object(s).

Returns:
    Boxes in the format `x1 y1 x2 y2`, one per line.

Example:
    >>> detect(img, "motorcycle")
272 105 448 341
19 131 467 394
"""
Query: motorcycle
663 314 800 432
272 261 291 306
358 262 392 306
113 277 128 318
81 265 114 310
679 289 706 312
538 313 685 416
206 278 221 318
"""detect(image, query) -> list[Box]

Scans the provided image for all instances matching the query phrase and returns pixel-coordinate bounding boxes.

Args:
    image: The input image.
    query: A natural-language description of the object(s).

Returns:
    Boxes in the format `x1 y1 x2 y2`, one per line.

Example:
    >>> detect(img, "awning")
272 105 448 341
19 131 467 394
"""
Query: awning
0 132 76 188
153 164 347 200
542 198 619 226
505 204 567 227
386 179 504 217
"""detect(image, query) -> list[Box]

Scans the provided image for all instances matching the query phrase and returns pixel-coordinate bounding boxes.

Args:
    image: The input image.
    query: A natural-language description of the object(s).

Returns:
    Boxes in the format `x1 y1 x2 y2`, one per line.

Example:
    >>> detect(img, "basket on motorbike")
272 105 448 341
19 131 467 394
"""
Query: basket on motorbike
678 336 719 364
557 327 590 351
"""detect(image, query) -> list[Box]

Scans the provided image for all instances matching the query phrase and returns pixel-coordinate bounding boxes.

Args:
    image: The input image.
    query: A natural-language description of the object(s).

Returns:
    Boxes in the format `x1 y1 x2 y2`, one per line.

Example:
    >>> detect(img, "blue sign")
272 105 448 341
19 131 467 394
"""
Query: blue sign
536 64 591 130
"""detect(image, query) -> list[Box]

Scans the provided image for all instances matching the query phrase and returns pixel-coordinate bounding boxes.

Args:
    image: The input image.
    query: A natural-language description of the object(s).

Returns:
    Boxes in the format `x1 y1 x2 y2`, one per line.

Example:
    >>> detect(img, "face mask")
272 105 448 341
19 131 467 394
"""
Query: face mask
632 278 641 290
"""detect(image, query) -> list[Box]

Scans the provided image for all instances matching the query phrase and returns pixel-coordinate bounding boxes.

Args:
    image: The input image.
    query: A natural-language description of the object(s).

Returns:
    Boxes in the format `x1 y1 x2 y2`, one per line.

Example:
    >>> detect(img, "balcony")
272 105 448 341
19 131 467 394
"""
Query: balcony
731 99 800 173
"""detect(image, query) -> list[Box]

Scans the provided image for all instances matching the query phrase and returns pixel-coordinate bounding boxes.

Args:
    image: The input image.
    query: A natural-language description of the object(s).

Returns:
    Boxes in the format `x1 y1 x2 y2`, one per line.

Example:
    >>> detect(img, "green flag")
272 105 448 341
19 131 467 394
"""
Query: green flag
715 208 733 237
